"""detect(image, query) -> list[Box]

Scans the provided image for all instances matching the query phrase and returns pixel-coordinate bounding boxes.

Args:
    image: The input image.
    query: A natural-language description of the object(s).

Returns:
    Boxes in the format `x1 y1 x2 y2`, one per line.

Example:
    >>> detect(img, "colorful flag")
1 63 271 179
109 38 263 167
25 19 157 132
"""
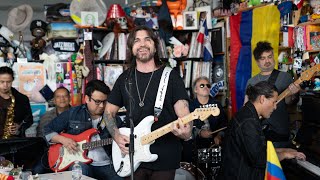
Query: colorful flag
265 141 286 180
229 5 280 114
197 19 213 61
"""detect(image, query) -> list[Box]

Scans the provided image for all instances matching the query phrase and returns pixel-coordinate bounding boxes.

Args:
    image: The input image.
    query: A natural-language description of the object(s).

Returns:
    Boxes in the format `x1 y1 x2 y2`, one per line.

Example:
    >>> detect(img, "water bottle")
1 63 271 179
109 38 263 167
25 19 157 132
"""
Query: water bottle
72 161 82 180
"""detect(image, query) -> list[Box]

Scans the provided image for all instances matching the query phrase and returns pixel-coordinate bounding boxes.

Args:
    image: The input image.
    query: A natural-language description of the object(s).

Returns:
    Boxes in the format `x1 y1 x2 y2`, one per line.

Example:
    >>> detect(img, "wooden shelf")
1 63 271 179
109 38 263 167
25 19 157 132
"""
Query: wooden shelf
160 57 204 62
279 46 292 51
94 60 128 64
214 52 225 55
305 49 320 53
279 62 293 65
297 19 320 26
74 24 109 30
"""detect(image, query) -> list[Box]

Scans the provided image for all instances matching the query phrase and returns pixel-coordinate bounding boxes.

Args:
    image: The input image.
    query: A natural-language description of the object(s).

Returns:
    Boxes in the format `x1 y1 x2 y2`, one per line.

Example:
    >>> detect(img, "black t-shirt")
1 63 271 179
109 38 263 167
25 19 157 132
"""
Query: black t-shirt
108 66 189 170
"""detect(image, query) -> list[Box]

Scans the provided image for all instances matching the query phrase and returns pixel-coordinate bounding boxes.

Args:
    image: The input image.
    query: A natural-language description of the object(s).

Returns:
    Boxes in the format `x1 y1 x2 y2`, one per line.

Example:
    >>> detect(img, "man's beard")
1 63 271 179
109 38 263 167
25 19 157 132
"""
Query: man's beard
260 62 274 72
136 47 155 63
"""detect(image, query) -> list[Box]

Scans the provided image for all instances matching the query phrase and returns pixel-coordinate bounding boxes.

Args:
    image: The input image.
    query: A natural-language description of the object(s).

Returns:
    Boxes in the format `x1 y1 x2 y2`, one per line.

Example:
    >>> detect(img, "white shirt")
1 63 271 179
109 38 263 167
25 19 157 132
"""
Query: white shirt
87 117 110 166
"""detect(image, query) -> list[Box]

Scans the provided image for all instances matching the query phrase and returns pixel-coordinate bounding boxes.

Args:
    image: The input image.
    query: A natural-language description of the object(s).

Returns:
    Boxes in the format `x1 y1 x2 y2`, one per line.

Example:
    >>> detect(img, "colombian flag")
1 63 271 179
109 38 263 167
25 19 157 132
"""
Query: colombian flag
229 5 280 114
265 141 286 180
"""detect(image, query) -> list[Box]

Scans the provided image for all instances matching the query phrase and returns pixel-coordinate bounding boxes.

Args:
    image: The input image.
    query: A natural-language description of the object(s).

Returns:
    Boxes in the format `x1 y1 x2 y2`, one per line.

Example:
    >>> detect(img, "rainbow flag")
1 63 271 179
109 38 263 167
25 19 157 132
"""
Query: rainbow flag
265 141 286 180
229 5 280 114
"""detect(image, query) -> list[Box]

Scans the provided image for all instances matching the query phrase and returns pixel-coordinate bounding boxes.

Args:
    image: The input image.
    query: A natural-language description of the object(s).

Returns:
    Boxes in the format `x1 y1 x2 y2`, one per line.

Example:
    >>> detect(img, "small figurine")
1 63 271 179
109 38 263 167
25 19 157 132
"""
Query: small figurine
30 20 48 60
314 78 320 91
131 7 147 26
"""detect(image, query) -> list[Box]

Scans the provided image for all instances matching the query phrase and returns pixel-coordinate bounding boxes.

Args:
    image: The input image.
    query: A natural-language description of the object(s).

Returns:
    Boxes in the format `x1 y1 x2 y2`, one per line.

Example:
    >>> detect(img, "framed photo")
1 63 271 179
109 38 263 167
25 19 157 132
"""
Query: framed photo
183 11 198 30
195 6 212 29
81 11 99 26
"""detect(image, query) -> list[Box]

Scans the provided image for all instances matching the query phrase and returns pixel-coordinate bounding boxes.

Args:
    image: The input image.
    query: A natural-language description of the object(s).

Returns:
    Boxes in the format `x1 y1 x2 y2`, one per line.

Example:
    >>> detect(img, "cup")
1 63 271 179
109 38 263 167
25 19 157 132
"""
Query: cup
20 171 32 180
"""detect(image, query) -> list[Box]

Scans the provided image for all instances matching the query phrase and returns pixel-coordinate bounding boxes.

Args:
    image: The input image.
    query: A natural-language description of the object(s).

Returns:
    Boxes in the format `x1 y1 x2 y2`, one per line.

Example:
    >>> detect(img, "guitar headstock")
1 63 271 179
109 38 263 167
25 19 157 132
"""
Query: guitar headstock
193 104 220 121
300 64 320 81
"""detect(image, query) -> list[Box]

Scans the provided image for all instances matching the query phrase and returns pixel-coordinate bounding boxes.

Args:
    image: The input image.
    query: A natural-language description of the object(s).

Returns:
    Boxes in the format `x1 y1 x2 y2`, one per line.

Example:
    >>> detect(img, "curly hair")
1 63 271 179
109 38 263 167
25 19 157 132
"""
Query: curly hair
253 41 273 60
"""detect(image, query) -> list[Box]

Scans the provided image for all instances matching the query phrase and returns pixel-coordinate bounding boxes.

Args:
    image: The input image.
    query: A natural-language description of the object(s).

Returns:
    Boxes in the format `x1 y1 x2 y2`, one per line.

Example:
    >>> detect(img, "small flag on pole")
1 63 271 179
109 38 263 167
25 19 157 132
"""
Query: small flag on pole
265 141 286 180
197 19 213 61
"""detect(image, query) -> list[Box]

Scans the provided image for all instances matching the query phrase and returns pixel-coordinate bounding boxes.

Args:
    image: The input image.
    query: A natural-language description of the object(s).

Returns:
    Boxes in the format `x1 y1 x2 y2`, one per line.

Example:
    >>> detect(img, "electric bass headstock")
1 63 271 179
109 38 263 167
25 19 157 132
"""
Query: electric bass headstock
300 64 320 82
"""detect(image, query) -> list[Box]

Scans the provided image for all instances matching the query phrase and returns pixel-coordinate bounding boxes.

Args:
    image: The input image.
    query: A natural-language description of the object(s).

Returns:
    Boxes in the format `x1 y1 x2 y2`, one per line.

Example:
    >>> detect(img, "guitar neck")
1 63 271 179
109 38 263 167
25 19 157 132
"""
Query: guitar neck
141 113 195 145
276 78 303 104
82 138 112 150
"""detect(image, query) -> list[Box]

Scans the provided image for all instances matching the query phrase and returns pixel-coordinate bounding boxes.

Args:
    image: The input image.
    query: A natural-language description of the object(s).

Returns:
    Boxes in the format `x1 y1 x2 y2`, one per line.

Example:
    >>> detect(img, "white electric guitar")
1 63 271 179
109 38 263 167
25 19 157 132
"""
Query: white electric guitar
112 106 220 177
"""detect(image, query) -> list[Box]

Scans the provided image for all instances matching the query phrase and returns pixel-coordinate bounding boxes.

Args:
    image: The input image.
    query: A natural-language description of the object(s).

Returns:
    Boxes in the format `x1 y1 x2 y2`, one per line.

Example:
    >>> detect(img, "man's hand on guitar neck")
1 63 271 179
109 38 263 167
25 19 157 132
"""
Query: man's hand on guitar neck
288 83 300 95
285 83 301 104
51 134 79 154
172 118 192 140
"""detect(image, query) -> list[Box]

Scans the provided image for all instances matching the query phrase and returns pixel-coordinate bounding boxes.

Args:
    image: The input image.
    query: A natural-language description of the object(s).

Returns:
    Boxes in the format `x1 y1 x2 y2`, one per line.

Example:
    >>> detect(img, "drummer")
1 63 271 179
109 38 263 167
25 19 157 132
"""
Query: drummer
182 76 227 162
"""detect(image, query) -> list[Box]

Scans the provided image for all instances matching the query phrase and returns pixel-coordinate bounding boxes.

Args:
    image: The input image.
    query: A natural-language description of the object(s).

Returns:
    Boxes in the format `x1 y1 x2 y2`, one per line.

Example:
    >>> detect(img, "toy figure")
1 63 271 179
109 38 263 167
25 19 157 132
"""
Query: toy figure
310 0 320 20
157 0 187 30
314 78 320 91
30 20 47 60
131 7 147 26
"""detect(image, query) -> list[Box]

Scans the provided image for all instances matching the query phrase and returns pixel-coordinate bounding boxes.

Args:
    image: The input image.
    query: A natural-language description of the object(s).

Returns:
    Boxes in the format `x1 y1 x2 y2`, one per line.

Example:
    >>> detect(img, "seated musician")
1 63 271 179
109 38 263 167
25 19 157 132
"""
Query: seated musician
33 87 71 174
0 66 33 139
182 76 227 162
219 81 305 180
37 86 71 137
43 80 122 180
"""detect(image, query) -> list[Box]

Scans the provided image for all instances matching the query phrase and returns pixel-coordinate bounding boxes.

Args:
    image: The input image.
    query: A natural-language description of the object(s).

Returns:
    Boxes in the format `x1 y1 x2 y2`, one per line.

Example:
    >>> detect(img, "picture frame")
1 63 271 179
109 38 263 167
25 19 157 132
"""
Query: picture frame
81 11 99 26
183 11 198 30
195 5 212 29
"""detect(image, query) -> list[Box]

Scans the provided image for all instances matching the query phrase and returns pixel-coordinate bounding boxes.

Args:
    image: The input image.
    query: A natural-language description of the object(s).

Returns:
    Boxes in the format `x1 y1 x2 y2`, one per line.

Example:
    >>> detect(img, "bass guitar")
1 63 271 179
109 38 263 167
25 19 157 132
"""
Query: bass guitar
48 128 112 172
277 64 320 104
112 106 220 177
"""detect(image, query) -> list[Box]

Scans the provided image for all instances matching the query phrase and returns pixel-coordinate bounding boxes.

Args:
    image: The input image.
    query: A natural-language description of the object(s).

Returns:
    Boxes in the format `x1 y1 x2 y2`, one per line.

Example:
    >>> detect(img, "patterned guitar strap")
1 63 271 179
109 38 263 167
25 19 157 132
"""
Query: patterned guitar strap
154 67 172 121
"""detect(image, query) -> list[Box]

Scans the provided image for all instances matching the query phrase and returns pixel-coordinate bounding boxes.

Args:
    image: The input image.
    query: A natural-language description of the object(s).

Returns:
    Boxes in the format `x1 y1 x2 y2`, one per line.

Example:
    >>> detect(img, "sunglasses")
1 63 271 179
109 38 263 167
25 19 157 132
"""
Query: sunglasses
199 84 211 88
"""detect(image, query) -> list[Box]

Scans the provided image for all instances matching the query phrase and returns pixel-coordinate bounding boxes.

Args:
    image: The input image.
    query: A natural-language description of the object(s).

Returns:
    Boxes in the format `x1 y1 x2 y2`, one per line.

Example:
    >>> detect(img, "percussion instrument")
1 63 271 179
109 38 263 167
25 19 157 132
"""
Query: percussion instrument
174 162 205 180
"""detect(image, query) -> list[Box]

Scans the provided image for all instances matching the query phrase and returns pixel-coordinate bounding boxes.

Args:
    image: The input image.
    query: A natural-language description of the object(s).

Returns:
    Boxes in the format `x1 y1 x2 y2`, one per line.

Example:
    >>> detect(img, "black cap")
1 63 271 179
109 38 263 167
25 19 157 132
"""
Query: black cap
30 20 48 32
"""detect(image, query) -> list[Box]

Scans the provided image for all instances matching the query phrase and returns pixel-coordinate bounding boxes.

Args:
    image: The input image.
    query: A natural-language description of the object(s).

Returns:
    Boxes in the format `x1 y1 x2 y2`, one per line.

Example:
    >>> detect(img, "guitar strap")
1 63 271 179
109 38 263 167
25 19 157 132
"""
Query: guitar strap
268 69 280 87
154 67 172 121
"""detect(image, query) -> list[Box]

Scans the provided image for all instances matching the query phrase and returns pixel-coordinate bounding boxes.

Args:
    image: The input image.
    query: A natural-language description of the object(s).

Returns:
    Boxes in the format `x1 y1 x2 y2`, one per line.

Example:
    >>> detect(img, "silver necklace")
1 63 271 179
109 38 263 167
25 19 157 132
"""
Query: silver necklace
135 69 155 107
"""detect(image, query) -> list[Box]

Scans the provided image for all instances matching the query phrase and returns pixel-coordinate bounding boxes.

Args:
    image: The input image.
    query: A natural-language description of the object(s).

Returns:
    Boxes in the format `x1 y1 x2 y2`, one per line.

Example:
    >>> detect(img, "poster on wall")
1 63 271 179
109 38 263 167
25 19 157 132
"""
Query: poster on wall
17 63 46 99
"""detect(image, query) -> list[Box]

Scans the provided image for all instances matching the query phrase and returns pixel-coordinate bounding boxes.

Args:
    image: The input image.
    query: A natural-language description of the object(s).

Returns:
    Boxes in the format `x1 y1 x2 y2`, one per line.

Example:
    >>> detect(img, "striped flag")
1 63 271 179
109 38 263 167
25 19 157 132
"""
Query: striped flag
265 141 286 180
197 19 213 61
229 5 280 114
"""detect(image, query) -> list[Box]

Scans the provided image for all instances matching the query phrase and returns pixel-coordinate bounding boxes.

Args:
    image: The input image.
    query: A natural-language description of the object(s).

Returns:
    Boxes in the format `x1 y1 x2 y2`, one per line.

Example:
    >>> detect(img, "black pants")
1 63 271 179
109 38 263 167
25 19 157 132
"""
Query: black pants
124 167 176 180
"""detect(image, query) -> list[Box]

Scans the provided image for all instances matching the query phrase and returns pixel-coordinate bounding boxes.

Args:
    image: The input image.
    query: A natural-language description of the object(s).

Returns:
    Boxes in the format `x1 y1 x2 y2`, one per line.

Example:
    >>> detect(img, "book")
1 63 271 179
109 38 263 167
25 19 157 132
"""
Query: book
211 27 224 54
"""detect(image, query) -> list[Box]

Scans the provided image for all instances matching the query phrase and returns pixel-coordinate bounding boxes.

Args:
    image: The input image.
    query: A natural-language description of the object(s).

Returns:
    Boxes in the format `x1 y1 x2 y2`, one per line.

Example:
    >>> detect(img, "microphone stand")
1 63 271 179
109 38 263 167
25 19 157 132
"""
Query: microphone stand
127 68 135 180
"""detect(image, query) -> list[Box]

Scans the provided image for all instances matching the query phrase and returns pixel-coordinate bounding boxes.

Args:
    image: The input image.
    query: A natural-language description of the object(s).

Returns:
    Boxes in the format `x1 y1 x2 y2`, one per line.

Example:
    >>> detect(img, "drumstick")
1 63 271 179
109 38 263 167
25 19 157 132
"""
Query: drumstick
208 127 227 135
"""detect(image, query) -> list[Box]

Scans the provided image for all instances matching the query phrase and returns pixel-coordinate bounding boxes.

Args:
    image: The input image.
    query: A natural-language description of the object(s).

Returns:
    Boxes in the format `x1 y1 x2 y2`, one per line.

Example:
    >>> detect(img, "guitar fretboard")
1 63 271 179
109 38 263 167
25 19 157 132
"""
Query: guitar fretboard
140 106 219 145
140 113 196 145
277 64 320 104
82 138 112 150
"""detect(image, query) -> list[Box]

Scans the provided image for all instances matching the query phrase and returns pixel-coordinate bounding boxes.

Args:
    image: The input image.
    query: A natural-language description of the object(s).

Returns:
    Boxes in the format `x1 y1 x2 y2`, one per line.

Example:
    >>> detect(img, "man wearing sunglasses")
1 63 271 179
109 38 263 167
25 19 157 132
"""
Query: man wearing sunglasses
43 80 122 180
182 76 227 162
190 76 227 148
